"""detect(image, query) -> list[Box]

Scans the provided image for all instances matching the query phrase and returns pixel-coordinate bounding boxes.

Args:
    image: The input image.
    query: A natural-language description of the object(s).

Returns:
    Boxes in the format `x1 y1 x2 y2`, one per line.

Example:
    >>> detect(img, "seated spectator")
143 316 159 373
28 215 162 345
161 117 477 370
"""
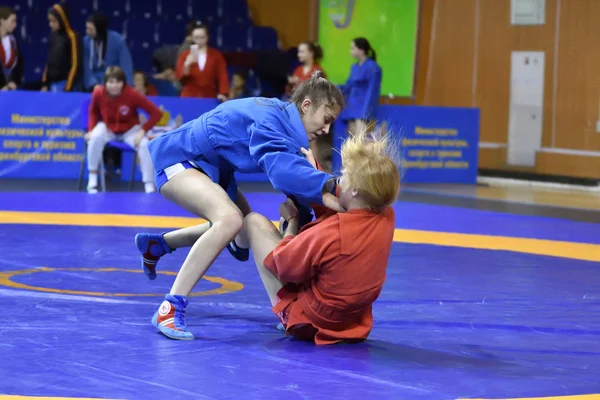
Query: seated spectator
0 6 23 91
153 44 178 74
103 71 157 176
152 44 182 93
228 70 251 100
175 22 228 100
133 70 158 96
103 71 160 175
41 2 82 92
85 66 162 194
83 12 133 92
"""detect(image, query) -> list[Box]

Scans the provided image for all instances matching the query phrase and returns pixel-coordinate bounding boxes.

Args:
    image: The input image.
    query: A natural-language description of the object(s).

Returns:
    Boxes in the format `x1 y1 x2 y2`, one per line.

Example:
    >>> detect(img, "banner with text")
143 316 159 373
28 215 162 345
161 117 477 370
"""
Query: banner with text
333 105 480 183
0 91 479 184
0 91 217 180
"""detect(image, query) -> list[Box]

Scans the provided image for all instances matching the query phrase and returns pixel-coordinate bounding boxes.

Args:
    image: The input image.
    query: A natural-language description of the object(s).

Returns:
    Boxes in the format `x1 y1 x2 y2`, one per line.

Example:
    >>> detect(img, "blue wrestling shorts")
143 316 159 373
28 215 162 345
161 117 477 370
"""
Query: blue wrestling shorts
154 160 238 202
155 161 198 190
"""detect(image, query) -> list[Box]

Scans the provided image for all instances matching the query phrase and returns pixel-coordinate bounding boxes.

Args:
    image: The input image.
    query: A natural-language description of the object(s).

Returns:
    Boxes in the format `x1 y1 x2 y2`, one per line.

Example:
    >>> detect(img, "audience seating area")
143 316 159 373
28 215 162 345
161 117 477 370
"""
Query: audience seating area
6 0 282 85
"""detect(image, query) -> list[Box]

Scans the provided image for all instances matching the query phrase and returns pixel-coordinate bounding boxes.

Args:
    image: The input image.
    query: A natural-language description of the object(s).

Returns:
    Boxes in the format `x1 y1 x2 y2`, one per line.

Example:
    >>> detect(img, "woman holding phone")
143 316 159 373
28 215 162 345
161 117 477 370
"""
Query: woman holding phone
175 22 229 100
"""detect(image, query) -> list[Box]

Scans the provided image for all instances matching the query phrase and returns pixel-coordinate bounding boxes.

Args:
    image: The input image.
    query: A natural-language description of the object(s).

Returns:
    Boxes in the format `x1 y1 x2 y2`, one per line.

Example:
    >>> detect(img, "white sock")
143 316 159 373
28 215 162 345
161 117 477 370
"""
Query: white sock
88 173 98 188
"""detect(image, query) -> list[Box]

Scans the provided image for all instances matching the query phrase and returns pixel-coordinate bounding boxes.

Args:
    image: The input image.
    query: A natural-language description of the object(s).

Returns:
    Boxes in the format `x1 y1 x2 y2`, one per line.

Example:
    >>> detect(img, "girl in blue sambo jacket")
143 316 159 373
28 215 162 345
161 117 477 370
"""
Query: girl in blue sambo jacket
135 71 345 340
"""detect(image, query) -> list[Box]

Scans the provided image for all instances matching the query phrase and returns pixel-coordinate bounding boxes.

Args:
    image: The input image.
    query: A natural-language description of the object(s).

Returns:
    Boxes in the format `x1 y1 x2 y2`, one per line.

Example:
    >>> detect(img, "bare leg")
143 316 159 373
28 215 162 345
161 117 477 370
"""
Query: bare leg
160 169 243 296
163 223 211 249
243 212 285 306
232 189 252 249
161 189 251 250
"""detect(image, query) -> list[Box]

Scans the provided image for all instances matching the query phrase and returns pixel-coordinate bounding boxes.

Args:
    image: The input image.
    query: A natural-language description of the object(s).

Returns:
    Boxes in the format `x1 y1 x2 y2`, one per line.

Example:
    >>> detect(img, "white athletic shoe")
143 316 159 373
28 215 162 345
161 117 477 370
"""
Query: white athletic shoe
144 182 156 194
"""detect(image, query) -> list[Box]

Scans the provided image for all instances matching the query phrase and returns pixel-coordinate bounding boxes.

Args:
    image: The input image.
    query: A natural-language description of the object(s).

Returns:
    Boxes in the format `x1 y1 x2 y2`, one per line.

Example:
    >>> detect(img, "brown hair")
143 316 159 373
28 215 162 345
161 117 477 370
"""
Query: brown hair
300 42 324 62
353 37 376 61
0 7 15 21
290 71 344 112
134 70 148 87
186 20 209 36
104 66 127 84
190 21 210 37
340 129 400 209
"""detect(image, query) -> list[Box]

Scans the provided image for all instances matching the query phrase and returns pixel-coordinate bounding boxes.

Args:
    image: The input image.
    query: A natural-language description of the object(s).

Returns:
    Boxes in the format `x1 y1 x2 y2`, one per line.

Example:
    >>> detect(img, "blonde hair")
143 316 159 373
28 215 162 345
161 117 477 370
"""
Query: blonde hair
340 127 400 209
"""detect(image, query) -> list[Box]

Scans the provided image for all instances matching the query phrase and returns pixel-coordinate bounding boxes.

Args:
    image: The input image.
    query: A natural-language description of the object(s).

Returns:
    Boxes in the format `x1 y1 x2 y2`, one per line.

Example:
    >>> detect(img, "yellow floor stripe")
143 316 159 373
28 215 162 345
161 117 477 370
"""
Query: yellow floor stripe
394 229 600 262
0 211 199 229
1 211 600 262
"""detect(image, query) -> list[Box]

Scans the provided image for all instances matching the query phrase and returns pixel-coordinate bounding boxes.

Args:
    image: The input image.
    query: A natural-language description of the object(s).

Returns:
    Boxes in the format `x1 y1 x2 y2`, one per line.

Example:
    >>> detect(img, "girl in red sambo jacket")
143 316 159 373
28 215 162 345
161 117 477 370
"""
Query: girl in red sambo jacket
243 132 400 345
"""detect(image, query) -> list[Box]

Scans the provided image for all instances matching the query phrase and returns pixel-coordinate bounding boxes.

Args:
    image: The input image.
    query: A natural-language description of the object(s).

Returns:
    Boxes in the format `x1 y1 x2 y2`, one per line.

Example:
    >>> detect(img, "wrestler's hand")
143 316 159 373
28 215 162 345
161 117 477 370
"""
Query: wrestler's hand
279 198 299 222
322 192 345 212
301 147 317 169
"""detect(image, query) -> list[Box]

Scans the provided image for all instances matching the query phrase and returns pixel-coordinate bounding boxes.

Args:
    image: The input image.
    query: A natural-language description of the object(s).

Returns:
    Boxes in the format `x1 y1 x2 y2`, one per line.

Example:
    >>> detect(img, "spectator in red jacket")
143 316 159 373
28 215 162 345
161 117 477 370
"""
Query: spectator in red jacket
175 22 229 100
286 43 328 169
85 66 162 194
0 7 23 91
286 42 326 97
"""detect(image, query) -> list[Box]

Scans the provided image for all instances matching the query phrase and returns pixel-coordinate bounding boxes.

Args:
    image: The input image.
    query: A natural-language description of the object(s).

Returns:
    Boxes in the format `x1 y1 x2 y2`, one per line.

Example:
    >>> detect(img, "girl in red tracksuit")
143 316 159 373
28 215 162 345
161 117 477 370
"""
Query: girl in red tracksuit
86 66 162 194
243 132 400 345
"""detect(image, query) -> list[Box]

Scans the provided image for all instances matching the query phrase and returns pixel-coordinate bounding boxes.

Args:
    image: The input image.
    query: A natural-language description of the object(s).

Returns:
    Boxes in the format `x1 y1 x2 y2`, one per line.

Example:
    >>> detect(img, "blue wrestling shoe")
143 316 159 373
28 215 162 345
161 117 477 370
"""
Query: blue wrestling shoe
135 233 173 280
276 323 286 332
227 240 249 261
151 294 194 340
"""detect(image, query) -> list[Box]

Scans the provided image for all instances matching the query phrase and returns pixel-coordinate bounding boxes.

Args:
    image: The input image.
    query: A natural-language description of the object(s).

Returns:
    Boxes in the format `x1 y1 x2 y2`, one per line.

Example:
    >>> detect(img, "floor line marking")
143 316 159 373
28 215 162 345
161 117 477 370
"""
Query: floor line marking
1 211 599 262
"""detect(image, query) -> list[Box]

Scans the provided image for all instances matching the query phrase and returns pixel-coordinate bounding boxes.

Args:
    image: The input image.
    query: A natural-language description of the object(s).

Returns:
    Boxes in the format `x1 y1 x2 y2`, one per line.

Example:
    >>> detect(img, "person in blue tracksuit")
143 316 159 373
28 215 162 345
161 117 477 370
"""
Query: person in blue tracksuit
83 13 133 91
339 37 382 136
135 71 345 340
